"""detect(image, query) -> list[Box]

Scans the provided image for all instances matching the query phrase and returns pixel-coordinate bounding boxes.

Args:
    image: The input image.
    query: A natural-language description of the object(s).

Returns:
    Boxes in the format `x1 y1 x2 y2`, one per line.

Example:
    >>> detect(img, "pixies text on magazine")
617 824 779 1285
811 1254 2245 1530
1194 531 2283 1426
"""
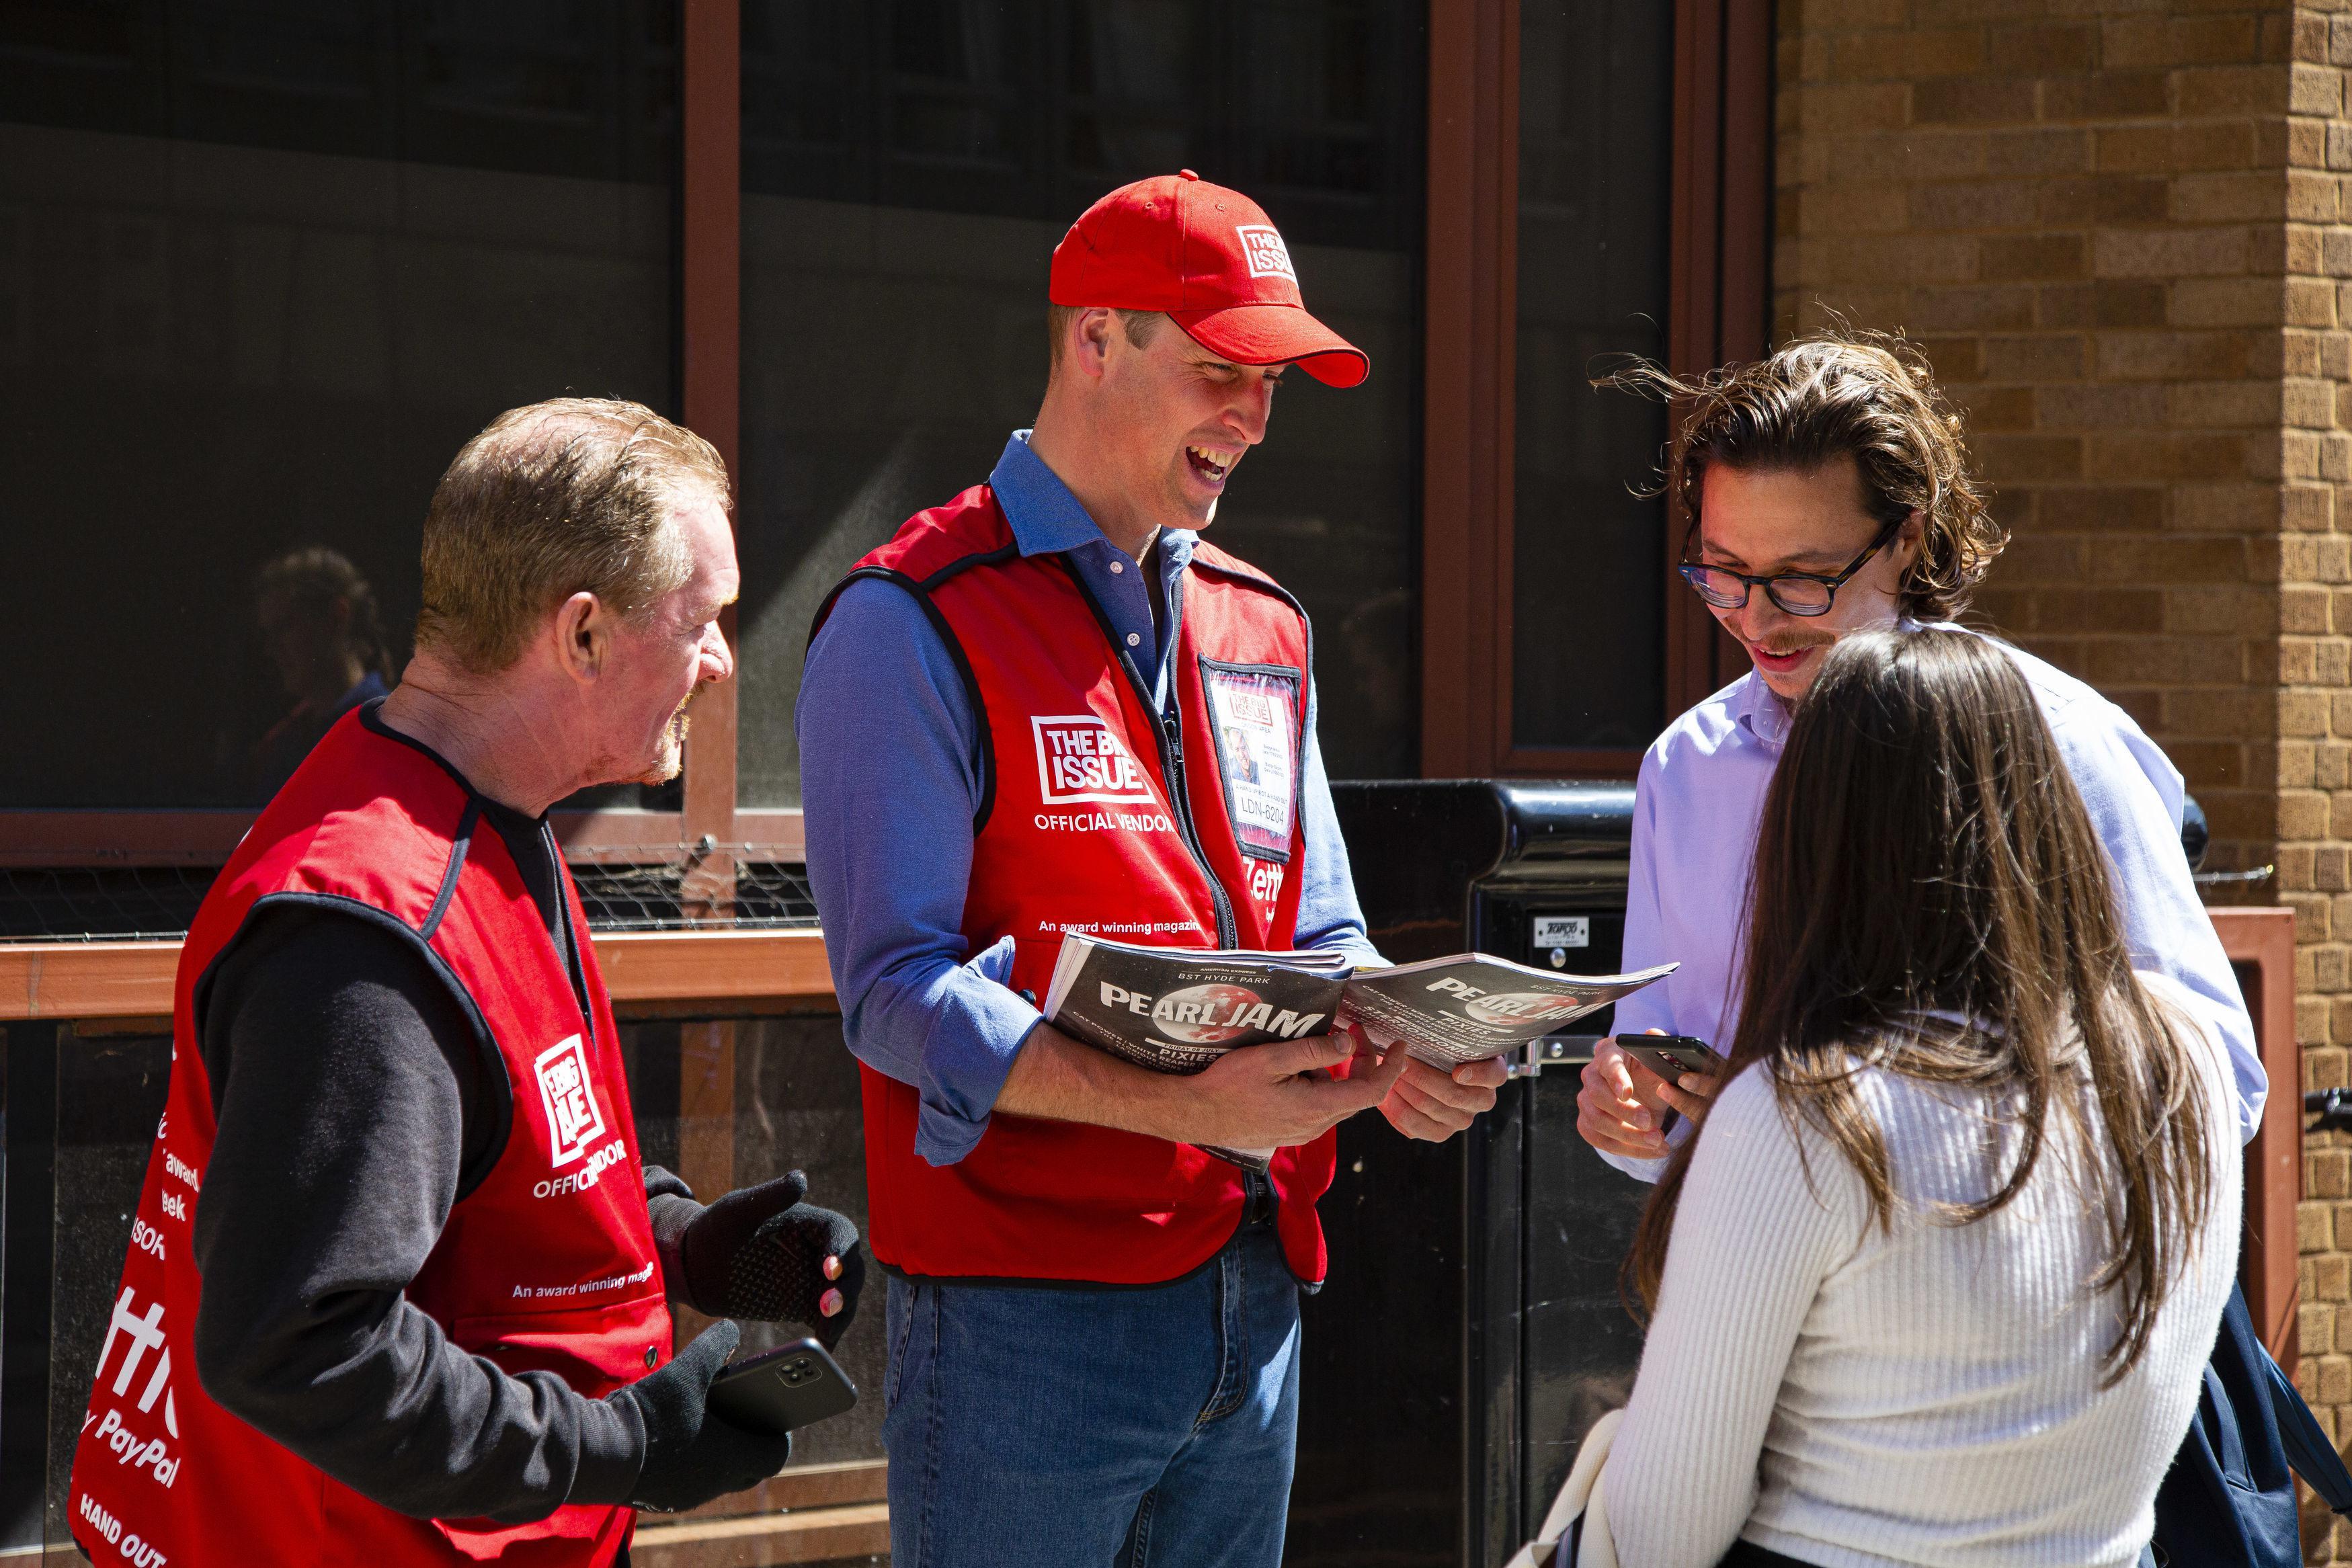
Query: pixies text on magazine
1040 933 1676 1165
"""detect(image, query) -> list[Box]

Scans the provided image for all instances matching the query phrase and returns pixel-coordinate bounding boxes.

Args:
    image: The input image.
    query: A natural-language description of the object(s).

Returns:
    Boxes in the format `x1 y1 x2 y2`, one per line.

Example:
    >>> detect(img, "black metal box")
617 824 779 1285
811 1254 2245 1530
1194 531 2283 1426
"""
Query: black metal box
1288 782 1654 1568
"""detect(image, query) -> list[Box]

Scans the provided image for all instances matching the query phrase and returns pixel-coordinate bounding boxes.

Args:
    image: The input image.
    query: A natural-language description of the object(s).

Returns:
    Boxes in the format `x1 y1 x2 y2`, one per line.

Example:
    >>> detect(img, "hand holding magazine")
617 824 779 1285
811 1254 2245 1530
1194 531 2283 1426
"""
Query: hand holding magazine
1040 933 1674 1165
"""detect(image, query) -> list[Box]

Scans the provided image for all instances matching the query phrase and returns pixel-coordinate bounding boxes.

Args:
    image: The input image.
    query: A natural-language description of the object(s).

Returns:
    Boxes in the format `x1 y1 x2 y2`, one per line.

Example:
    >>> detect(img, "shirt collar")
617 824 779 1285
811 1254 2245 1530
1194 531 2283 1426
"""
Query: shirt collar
1727 617 1942 753
1730 673 1792 753
989 430 1199 565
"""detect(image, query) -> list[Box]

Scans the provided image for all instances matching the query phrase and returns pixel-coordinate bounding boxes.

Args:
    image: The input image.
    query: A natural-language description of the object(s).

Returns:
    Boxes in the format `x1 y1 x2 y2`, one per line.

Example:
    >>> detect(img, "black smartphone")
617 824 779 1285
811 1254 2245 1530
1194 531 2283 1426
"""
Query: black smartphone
1617 1034 1726 1084
706 1337 859 1436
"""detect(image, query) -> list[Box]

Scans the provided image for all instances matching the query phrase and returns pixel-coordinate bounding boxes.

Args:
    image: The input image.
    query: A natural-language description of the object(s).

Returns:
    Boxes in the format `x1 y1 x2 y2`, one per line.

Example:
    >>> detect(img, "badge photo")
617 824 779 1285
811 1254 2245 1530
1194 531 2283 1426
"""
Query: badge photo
1199 662 1301 862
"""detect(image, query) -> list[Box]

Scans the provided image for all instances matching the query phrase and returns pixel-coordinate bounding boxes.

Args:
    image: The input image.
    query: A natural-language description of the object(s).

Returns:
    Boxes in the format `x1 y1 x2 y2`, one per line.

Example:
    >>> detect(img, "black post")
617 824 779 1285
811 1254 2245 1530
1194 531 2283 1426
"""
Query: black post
1 1023 60 1549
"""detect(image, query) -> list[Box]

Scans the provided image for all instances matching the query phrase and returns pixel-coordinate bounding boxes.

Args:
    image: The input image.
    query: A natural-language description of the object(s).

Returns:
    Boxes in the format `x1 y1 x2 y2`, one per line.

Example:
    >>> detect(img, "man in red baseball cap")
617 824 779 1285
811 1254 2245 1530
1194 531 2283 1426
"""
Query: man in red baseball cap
1049 167 1371 387
797 173 1508 1564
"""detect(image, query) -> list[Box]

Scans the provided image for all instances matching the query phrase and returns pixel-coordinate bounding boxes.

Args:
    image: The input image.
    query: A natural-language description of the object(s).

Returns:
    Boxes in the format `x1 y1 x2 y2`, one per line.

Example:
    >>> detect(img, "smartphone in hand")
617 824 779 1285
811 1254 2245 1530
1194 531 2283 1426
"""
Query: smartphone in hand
1616 1034 1725 1086
707 1337 858 1436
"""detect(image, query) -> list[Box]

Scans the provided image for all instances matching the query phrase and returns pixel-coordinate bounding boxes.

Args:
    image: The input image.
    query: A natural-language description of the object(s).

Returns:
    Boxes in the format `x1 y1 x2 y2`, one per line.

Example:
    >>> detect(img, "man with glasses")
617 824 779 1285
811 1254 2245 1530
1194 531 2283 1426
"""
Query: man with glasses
1576 328 2263 1169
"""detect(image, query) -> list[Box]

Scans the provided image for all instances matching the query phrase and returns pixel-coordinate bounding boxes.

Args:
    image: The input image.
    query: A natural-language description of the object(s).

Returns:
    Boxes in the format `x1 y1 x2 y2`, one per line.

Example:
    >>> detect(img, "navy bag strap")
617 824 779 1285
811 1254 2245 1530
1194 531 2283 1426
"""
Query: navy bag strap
2151 1284 2345 1568
2269 1339 2352 1512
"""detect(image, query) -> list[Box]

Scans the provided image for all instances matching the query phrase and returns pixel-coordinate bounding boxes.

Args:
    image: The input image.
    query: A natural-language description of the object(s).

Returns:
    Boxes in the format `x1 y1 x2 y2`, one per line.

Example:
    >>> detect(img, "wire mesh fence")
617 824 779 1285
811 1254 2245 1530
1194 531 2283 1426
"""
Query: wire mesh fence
0 867 222 943
565 850 819 932
0 848 819 942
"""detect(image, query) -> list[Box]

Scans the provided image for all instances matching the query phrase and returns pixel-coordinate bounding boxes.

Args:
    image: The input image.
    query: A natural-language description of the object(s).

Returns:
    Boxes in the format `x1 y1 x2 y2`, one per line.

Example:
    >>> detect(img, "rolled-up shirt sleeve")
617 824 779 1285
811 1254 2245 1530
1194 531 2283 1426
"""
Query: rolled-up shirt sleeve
2057 699 2265 1143
797 578 1045 1166
1598 753 1677 1183
1611 754 1674 1040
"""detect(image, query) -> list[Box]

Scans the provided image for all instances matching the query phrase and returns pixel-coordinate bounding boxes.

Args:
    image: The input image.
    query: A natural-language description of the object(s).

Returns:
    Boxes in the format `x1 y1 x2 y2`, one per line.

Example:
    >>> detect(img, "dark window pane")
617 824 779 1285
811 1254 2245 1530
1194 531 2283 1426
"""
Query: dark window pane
735 0 1425 804
0 0 680 181
0 2 678 807
13 1016 868 1552
42 1030 171 1546
1510 1 1673 751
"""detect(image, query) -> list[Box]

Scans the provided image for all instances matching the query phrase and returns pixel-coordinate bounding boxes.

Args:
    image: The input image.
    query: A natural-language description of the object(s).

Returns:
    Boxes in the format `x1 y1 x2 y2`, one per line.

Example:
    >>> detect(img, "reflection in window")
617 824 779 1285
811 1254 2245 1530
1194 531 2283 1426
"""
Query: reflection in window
1511 1 1673 752
733 1 1426 803
245 547 400 801
0 1 678 807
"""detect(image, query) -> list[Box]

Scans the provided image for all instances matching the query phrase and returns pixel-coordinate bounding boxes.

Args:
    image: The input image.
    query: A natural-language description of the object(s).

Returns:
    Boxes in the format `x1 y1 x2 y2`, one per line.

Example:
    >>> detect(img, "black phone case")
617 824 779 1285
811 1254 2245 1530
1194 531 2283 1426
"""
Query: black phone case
706 1337 859 1436
1619 1034 1724 1081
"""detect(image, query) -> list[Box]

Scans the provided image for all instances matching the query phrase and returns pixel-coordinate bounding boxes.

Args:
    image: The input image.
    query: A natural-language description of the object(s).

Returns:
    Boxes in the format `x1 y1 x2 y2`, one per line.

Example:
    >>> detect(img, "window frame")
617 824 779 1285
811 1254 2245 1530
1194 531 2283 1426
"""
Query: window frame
1417 0 1772 781
0 0 1770 863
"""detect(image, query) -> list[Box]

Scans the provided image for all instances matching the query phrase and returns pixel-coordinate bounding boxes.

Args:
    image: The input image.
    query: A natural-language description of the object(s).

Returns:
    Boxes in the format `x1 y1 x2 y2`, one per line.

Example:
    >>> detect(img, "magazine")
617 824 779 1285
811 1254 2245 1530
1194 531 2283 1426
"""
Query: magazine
1040 933 1674 1167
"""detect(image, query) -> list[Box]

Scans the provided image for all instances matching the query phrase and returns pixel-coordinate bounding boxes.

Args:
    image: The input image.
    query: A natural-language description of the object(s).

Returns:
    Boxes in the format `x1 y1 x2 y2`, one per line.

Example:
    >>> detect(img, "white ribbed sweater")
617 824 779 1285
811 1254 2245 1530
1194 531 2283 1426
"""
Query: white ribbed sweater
1600 975 2238 1568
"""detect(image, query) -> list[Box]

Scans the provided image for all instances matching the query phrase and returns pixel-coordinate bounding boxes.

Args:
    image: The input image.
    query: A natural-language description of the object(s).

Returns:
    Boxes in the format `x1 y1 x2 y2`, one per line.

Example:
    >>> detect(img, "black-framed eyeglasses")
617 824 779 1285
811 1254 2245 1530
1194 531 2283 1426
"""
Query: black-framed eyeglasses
1676 515 1904 618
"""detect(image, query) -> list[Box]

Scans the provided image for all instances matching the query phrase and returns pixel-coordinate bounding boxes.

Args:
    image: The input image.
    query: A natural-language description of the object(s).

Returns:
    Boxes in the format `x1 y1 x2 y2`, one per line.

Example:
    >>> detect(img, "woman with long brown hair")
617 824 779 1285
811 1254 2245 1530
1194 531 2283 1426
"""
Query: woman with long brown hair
1598 630 2237 1568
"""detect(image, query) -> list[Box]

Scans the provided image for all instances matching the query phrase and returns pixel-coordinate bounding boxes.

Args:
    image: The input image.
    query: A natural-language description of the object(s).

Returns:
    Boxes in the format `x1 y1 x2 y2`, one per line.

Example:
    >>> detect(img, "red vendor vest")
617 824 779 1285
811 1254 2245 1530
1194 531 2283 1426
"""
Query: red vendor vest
69 707 670 1568
814 483 1336 1286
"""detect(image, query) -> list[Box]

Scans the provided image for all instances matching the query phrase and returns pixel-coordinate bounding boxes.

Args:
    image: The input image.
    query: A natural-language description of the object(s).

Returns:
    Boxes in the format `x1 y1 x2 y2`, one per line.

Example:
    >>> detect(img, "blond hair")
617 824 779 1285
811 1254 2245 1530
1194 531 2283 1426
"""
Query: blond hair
416 398 728 673
1605 325 2007 620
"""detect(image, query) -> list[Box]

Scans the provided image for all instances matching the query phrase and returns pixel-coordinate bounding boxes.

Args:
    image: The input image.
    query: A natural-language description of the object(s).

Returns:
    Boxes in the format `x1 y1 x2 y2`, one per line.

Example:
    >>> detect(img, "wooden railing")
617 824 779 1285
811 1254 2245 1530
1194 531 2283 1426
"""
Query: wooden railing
4 907 2306 1561
0 927 869 1568
0 927 835 1022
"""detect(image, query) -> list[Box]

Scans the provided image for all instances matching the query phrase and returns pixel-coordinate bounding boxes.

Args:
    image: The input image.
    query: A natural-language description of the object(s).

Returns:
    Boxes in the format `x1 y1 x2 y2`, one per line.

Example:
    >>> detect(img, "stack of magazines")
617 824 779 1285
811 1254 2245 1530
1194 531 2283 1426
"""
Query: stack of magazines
1041 933 1675 1166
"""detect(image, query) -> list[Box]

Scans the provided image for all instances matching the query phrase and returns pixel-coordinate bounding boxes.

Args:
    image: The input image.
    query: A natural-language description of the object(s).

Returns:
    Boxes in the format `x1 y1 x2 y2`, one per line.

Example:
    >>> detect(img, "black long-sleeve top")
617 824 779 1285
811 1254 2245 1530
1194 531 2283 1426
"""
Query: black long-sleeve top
188 794 692 1522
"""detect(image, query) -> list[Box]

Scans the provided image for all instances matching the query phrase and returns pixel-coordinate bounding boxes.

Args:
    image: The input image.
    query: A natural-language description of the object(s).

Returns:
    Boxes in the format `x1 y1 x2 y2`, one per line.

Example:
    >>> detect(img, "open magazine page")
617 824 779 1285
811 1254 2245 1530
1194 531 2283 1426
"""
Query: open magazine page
1041 935 1353 1170
1043 936 1351 1074
1336 955 1679 1068
1038 934 1677 1165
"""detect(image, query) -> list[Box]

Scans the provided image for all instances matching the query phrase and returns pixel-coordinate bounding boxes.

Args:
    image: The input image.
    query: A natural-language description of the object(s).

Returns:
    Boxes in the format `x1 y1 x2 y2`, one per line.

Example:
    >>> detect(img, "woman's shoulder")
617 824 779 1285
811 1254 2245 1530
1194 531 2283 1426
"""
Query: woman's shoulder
1706 1049 1982 1192
1703 1055 1922 1147
1708 1049 1929 1134
1684 1063 1809 1178
1681 1061 1875 1235
1695 1063 1855 1187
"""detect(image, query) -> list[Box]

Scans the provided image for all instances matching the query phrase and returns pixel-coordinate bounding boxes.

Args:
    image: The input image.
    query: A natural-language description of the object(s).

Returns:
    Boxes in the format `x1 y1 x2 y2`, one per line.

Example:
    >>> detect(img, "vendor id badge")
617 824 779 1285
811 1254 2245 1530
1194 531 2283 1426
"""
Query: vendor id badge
1201 661 1301 861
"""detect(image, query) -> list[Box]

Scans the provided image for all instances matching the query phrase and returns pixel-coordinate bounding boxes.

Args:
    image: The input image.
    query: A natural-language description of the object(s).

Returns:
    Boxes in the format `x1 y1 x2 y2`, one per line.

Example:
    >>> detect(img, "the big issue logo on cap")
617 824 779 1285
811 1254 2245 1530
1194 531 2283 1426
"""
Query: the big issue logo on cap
1048 170 1369 389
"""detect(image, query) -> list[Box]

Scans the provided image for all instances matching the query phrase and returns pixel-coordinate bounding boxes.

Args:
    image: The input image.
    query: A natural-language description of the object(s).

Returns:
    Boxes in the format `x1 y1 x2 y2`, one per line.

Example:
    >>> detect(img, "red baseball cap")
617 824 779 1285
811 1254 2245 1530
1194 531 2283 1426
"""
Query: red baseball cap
1048 171 1369 388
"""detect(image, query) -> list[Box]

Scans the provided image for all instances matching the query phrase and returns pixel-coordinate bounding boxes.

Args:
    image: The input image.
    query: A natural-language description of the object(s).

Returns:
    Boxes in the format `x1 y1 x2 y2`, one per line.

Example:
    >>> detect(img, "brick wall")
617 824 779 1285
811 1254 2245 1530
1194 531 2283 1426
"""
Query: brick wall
1773 0 2351 1555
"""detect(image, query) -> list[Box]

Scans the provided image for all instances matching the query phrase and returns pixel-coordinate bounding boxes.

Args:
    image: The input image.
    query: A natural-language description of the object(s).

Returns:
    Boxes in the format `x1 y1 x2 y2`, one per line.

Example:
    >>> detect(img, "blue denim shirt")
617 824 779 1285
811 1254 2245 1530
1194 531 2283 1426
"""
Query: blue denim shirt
797 431 1383 1165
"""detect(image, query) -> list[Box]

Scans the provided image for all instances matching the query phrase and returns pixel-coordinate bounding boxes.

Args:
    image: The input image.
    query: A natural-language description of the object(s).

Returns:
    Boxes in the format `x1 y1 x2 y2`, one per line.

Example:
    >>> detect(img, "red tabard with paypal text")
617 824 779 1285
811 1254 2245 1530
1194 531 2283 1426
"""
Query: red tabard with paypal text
69 712 670 1568
816 484 1333 1285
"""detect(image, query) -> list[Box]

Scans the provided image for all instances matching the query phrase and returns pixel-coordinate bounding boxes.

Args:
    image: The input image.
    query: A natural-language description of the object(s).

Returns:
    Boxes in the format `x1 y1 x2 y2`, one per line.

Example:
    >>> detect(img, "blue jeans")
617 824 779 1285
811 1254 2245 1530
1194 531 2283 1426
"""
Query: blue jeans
881 1221 1302 1567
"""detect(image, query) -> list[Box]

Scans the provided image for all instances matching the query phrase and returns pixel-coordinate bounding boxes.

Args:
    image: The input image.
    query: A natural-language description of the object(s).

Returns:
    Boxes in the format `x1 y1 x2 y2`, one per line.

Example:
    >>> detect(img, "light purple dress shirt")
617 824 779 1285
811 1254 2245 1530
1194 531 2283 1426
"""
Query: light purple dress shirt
1606 625 2266 1182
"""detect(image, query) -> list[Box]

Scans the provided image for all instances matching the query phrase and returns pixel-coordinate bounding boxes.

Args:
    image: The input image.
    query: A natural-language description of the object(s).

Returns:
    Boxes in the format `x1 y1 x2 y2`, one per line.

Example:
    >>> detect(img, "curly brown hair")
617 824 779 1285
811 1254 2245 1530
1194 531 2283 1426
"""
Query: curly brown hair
1602 326 2007 621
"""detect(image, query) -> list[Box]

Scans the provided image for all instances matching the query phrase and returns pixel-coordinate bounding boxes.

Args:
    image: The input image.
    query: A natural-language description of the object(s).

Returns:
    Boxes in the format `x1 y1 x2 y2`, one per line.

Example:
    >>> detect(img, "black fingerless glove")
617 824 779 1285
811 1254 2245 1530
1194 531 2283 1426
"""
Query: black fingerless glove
608 1321 793 1514
650 1169 866 1348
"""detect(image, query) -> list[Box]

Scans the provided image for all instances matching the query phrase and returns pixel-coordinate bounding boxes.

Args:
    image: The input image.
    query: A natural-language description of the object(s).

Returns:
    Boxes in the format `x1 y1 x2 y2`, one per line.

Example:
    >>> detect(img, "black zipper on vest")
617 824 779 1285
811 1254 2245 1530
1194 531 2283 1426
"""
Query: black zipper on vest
1131 649 1237 950
1060 559 1239 950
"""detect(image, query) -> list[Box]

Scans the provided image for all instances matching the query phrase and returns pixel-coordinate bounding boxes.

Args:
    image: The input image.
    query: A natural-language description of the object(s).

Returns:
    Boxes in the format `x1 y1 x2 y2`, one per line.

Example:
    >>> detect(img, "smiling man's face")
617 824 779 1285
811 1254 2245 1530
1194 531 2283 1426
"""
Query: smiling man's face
594 488 739 785
1696 456 1920 701
1094 317 1283 536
